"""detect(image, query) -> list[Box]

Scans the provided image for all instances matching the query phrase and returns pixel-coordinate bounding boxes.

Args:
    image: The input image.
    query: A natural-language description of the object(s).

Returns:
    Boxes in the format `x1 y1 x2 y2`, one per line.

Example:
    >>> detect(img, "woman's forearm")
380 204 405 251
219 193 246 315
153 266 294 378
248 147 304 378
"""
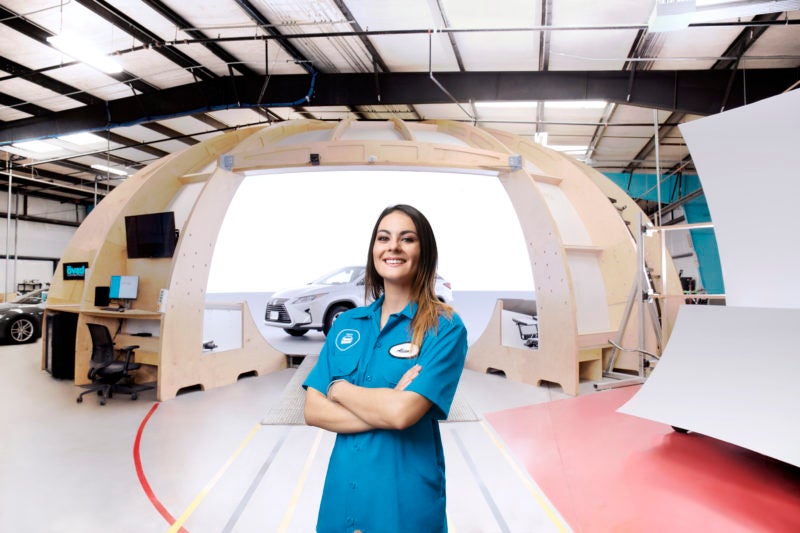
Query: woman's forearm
328 380 431 430
304 387 375 434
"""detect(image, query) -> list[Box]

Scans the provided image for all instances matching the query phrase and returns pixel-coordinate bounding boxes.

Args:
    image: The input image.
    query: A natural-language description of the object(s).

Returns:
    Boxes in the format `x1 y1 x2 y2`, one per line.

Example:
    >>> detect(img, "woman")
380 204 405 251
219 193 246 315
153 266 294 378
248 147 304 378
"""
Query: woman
303 204 468 533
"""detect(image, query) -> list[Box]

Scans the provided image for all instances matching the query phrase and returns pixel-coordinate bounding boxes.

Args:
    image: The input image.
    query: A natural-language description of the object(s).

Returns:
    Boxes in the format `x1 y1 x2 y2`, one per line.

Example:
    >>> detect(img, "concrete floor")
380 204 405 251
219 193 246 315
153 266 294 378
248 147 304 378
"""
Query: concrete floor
0 327 595 532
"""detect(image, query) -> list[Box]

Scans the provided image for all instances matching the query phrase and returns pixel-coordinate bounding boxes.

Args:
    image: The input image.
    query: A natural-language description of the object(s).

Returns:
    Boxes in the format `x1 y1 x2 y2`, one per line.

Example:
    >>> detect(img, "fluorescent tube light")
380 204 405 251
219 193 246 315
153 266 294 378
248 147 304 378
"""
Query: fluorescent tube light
91 164 128 176
544 100 607 109
11 140 60 153
475 101 539 109
548 145 589 154
47 34 123 74
58 132 103 146
648 0 800 32
648 1 696 32
693 0 800 23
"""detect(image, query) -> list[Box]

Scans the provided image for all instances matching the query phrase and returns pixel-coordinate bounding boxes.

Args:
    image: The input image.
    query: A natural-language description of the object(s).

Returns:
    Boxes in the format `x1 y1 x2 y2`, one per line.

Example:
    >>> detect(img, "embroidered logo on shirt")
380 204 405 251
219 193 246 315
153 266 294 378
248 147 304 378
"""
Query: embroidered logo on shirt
389 342 419 359
335 329 360 352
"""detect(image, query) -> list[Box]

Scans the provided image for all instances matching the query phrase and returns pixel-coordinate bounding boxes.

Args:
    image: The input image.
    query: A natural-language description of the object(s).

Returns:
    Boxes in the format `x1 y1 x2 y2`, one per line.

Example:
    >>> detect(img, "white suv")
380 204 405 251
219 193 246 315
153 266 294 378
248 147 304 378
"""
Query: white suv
264 266 454 336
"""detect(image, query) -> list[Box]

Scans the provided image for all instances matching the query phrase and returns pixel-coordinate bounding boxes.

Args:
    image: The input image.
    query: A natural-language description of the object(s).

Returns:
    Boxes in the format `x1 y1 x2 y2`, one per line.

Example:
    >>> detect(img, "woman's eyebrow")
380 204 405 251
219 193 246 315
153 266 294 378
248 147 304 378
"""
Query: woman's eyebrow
377 229 417 236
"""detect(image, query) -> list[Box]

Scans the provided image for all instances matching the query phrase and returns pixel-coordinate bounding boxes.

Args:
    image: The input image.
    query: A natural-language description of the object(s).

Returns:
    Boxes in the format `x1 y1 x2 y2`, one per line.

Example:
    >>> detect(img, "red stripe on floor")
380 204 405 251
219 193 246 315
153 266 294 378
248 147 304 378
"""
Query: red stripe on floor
134 402 188 533
485 386 800 533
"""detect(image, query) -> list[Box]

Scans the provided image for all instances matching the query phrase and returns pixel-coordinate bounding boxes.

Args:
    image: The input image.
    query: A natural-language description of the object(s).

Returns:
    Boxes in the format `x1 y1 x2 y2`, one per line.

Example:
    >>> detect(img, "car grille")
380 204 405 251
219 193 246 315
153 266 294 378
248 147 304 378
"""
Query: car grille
266 299 291 323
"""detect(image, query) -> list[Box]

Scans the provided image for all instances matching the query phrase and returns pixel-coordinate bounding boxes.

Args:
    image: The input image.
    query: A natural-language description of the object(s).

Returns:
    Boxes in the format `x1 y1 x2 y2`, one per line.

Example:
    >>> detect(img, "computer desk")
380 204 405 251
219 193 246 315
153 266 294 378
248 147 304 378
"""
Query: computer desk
46 306 163 387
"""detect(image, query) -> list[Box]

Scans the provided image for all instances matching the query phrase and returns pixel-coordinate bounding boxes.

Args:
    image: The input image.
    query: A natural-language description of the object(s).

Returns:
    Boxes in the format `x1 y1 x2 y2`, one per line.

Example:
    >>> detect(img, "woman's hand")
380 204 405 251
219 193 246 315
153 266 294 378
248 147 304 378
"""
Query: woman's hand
394 364 421 391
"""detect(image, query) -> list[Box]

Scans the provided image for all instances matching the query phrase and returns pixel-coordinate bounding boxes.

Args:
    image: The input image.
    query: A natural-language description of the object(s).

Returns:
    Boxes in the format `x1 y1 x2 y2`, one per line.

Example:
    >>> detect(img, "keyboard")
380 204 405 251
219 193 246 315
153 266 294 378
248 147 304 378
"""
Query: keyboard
101 307 123 312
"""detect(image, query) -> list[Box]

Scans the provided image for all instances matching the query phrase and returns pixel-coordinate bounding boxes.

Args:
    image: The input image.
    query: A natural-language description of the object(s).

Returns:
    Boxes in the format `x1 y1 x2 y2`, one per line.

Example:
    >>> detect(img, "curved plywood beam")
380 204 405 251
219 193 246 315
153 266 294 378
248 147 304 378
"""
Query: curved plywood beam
484 127 681 370
47 126 287 400
466 168 583 391
159 165 287 399
47 118 682 400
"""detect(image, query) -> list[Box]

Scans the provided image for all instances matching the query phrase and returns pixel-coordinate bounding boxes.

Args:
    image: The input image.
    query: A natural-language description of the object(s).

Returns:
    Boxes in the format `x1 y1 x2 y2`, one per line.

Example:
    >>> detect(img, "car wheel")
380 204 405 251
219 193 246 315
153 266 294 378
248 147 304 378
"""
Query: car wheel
9 317 37 344
284 328 308 337
323 304 350 336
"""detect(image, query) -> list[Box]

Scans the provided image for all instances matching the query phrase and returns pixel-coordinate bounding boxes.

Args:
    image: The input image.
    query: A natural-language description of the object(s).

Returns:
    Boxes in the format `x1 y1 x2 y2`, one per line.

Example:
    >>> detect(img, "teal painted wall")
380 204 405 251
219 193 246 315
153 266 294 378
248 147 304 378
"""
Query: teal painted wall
603 172 724 294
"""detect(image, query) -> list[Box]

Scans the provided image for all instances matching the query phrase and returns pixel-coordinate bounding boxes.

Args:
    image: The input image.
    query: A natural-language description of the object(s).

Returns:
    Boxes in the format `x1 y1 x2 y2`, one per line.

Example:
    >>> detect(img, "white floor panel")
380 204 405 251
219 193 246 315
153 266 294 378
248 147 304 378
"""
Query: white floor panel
0 307 588 533
619 305 800 468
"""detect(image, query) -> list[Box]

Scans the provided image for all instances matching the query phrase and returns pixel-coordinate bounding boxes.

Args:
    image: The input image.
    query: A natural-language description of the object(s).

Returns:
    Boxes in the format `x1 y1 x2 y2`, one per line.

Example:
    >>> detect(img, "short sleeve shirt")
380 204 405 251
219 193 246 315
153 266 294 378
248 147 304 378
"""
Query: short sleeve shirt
303 296 468 533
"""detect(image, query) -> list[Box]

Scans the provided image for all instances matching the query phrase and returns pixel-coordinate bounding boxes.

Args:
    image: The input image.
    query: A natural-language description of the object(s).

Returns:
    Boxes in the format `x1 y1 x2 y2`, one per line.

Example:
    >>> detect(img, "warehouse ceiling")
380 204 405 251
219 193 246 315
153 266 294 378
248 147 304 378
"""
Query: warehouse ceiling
0 0 798 219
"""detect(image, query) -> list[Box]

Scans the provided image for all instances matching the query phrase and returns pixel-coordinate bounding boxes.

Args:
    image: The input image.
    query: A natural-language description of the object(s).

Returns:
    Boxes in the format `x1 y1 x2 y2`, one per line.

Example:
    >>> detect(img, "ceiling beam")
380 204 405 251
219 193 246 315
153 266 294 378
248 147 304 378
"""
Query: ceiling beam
139 0 256 76
72 0 216 82
0 56 101 107
622 12 785 176
0 5 156 95
231 0 321 119
0 69 797 144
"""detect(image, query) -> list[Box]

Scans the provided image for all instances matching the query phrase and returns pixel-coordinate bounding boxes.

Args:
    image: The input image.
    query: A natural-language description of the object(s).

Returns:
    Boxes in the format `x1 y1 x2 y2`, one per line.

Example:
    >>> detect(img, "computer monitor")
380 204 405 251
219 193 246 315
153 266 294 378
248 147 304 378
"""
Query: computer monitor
108 275 138 308
125 211 177 259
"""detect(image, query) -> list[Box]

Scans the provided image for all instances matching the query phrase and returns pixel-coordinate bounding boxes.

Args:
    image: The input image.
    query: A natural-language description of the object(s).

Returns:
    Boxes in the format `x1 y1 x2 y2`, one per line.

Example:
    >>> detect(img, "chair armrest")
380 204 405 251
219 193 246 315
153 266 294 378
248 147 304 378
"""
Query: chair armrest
118 345 140 369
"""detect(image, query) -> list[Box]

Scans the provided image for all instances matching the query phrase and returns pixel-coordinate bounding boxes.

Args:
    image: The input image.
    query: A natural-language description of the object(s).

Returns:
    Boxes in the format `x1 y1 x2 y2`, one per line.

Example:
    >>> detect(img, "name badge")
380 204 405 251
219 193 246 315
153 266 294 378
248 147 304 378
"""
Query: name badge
389 342 419 359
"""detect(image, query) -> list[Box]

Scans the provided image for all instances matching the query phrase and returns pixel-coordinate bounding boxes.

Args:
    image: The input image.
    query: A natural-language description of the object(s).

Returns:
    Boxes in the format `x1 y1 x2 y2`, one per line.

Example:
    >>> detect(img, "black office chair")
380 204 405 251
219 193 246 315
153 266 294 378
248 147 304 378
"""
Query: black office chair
512 317 539 349
76 323 151 405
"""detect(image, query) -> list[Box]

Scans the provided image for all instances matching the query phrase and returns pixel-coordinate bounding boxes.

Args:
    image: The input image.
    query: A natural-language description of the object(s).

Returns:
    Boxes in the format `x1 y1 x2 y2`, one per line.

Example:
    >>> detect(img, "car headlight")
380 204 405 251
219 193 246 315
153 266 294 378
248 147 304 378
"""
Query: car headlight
292 293 327 304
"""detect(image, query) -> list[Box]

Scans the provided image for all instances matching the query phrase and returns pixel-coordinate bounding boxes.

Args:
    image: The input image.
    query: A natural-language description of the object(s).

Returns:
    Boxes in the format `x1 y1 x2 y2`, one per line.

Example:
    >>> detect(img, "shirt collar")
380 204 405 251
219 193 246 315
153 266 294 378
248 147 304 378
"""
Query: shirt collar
349 294 418 320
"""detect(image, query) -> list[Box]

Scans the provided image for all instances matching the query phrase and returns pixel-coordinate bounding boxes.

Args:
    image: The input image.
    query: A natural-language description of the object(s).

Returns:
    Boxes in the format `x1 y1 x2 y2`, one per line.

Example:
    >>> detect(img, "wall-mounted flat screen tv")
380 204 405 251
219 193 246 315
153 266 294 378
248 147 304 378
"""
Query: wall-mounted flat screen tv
125 211 177 259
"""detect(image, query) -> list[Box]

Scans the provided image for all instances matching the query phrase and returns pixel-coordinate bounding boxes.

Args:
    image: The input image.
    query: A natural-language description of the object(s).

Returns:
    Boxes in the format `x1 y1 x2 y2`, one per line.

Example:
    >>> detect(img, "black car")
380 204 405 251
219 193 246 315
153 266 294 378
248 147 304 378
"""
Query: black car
0 289 46 344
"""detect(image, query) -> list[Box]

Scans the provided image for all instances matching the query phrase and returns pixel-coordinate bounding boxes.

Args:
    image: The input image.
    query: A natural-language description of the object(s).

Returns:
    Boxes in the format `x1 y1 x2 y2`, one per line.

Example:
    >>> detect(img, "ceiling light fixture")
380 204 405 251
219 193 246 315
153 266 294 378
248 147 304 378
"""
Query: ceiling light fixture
544 100 608 109
648 0 800 33
91 164 128 176
475 101 539 108
10 140 60 153
58 132 103 146
548 145 590 154
47 34 123 74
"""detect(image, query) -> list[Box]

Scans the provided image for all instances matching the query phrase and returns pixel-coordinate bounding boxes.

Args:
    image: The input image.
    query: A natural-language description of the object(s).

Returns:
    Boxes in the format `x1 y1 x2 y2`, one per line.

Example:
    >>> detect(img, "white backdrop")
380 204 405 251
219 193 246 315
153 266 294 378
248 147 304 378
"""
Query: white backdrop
208 169 535 293
679 89 800 308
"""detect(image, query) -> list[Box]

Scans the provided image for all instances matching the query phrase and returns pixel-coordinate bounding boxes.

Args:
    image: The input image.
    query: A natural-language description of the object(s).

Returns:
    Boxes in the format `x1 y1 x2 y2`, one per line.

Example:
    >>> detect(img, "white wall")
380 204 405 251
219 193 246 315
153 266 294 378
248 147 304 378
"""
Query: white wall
663 206 703 289
0 192 83 293
0 192 84 223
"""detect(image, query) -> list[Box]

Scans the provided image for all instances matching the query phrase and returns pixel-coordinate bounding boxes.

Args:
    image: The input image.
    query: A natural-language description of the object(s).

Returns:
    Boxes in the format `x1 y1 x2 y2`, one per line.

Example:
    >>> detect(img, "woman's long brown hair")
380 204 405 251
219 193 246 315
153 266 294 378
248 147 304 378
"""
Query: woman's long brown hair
365 204 453 350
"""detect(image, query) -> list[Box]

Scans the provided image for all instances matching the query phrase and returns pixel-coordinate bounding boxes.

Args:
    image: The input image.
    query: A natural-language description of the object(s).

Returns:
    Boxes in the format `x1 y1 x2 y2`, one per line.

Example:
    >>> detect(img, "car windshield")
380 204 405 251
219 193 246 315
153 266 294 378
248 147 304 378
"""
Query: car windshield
13 289 45 304
313 266 365 285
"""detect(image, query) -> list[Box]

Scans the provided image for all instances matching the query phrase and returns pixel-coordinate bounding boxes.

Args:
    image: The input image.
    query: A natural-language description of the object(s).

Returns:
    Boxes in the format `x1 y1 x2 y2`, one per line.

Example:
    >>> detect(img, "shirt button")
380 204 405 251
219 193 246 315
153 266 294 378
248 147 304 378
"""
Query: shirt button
366 375 372 382
346 517 354 525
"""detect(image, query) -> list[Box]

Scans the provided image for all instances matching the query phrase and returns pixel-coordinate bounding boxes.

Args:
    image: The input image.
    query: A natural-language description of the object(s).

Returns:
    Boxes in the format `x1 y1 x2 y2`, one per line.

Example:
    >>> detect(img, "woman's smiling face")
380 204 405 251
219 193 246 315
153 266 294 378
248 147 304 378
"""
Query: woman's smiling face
372 210 421 291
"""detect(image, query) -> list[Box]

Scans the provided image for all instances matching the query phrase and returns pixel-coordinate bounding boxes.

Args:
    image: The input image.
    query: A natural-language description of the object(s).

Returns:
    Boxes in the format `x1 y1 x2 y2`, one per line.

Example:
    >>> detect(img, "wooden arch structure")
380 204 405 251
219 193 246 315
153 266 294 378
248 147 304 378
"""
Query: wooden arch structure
45 119 681 400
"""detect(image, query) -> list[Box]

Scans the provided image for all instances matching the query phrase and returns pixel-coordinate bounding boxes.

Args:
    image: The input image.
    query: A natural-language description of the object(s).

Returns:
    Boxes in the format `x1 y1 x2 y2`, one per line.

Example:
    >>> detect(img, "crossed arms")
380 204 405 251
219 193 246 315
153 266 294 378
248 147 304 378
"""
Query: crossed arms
304 364 433 433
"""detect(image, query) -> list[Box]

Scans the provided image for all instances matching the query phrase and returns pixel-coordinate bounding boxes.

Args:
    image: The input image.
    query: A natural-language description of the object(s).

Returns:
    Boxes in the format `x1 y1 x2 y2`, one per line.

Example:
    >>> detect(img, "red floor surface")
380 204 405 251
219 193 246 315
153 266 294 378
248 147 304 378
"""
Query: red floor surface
485 386 800 533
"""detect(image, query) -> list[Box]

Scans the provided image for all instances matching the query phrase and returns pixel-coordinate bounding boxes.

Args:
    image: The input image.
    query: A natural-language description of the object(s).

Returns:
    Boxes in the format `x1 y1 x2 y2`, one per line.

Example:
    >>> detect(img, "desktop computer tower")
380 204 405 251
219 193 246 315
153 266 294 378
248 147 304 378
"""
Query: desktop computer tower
45 311 78 380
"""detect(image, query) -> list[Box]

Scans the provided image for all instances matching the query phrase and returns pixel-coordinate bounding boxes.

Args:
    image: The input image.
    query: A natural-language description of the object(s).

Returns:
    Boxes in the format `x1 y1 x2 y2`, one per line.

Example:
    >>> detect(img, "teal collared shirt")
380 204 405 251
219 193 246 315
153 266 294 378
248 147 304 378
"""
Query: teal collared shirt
304 295 468 533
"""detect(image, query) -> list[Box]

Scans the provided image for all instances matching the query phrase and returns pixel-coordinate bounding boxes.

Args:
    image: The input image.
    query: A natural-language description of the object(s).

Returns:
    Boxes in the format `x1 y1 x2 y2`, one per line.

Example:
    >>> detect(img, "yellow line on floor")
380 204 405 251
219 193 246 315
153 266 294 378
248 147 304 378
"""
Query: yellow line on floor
278 428 324 532
168 424 262 533
480 421 570 532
